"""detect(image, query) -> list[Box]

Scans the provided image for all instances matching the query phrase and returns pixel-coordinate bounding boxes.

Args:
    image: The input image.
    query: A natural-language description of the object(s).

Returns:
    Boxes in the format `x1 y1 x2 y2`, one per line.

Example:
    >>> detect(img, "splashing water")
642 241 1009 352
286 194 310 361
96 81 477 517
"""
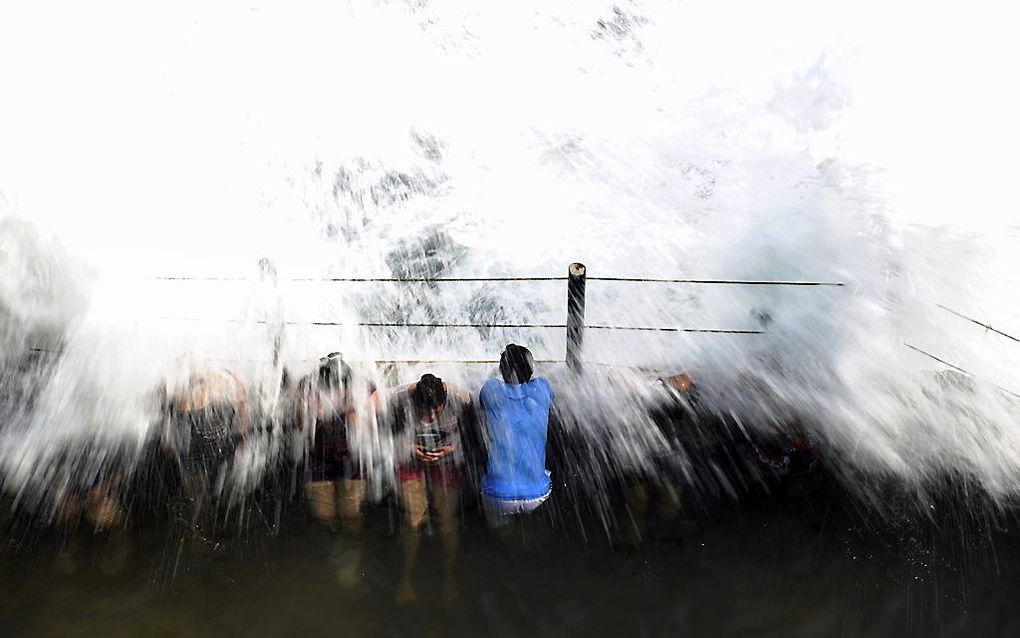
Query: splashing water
0 0 1018 530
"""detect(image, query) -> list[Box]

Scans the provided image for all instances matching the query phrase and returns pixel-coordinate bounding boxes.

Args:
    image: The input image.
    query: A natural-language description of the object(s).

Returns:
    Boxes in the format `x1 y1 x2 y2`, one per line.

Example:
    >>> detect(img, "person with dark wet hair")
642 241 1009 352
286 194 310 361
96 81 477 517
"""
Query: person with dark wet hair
752 418 818 479
733 372 819 481
621 372 700 545
49 439 138 574
162 365 251 534
378 373 474 604
478 344 554 526
293 353 371 534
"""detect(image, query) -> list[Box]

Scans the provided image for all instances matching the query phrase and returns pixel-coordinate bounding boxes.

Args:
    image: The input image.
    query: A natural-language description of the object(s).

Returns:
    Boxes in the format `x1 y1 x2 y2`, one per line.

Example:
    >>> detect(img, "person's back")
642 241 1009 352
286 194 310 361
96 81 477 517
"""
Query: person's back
479 376 553 500
478 344 554 522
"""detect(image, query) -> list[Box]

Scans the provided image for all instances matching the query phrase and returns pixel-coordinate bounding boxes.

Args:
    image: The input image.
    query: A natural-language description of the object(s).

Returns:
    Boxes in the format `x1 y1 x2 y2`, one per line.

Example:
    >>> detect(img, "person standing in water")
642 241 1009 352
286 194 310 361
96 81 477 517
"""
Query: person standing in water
50 438 139 574
162 364 251 536
378 373 475 604
478 344 554 528
292 353 370 534
621 372 698 546
249 258 289 421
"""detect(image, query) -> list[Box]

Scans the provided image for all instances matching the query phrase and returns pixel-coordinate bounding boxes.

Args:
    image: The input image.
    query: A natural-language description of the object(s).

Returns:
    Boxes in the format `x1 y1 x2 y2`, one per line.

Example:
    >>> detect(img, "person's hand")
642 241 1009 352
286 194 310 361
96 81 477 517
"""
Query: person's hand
414 445 455 463
87 495 122 529
428 445 455 462
667 373 694 393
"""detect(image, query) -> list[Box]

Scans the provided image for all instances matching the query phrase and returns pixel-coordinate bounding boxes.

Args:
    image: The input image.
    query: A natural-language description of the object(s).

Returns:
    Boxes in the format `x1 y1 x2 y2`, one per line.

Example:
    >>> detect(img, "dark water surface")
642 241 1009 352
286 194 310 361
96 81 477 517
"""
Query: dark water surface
2 476 1019 638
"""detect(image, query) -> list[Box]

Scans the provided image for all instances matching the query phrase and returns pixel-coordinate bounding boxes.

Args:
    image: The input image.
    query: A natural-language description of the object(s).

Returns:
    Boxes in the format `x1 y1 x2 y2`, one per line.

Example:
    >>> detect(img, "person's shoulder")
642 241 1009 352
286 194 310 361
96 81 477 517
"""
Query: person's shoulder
531 377 553 397
479 377 502 398
216 368 246 393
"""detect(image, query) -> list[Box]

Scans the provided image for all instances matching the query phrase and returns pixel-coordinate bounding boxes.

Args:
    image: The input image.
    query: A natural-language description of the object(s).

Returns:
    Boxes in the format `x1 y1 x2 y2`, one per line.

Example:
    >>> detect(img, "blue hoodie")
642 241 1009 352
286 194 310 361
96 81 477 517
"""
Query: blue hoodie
479 377 554 500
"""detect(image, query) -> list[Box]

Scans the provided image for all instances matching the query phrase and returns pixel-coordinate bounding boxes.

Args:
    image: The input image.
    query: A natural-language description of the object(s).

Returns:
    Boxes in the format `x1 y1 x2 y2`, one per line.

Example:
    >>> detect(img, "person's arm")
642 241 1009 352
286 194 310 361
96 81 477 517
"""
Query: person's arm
158 384 177 453
293 378 311 432
389 385 410 437
661 373 699 419
86 467 128 508
228 372 252 439
476 380 492 442
459 391 486 476
367 387 384 429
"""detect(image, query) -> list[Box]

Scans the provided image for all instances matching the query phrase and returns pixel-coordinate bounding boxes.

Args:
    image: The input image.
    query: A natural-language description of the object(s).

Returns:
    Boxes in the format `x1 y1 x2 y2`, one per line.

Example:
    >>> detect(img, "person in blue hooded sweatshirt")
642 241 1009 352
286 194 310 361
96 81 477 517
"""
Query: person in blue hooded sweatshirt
478 344 554 526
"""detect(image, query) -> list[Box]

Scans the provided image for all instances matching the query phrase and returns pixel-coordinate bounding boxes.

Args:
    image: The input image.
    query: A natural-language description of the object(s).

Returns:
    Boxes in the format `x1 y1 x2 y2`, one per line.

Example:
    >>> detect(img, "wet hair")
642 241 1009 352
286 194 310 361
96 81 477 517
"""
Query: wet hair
499 344 534 384
318 352 352 391
413 374 447 412
257 257 277 280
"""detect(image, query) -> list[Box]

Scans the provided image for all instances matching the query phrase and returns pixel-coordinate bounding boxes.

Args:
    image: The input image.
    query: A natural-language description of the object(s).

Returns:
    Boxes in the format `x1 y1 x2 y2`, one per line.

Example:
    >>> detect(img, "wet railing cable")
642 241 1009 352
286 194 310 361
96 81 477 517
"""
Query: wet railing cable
152 275 844 286
587 277 845 287
152 276 567 282
26 348 561 365
586 325 763 334
936 305 1020 344
156 317 763 333
904 343 1020 399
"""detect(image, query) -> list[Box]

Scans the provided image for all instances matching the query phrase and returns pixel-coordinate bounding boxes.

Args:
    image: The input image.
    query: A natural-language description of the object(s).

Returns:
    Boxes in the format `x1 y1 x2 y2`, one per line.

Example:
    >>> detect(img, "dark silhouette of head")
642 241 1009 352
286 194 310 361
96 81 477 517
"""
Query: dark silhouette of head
413 374 447 412
318 352 352 391
499 344 534 385
257 257 277 281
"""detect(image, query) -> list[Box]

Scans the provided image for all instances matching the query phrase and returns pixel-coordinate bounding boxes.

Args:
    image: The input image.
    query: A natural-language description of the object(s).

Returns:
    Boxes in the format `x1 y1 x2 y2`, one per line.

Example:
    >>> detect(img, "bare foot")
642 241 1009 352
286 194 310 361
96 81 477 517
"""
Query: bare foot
442 580 459 607
395 579 418 605
332 547 362 588
98 532 129 576
54 539 79 575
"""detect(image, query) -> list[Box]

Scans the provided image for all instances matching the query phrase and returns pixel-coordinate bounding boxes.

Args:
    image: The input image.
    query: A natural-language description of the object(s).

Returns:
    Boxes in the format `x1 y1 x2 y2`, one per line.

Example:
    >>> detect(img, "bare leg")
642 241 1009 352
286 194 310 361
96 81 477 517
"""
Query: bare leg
333 478 368 587
54 495 82 574
397 478 428 604
659 483 683 521
305 480 338 529
85 493 129 575
337 478 367 534
85 495 124 532
433 486 460 605
181 467 211 537
623 482 650 547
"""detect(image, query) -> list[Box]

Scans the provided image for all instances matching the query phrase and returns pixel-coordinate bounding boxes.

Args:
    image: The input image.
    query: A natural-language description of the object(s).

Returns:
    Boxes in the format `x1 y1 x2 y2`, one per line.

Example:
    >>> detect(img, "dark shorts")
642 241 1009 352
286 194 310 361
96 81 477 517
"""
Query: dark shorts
308 451 362 482
181 446 235 478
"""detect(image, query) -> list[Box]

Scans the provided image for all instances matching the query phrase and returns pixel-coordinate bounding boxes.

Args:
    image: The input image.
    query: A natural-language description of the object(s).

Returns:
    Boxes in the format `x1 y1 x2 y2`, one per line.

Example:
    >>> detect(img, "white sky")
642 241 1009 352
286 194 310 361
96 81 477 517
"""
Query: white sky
1 0 1017 272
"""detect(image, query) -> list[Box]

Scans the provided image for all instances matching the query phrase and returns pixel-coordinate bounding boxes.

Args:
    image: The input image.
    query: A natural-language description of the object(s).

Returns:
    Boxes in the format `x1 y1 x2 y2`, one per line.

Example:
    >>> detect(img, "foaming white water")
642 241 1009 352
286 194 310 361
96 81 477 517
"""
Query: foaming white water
0 0 1018 505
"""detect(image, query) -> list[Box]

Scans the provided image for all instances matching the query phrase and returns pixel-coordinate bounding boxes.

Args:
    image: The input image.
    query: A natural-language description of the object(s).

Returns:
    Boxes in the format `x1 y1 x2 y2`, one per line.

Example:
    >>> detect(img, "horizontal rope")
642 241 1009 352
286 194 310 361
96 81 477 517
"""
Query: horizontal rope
25 349 660 370
904 343 1019 399
157 317 762 333
937 304 1020 344
25 349 560 365
153 276 565 282
587 277 844 286
586 325 763 334
371 359 564 364
155 316 563 326
153 275 844 286
359 322 565 329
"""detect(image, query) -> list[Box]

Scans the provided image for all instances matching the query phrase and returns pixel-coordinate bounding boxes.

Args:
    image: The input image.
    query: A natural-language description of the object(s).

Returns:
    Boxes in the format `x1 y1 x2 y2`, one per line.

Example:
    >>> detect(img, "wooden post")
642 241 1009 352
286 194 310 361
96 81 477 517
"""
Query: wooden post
566 262 586 373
